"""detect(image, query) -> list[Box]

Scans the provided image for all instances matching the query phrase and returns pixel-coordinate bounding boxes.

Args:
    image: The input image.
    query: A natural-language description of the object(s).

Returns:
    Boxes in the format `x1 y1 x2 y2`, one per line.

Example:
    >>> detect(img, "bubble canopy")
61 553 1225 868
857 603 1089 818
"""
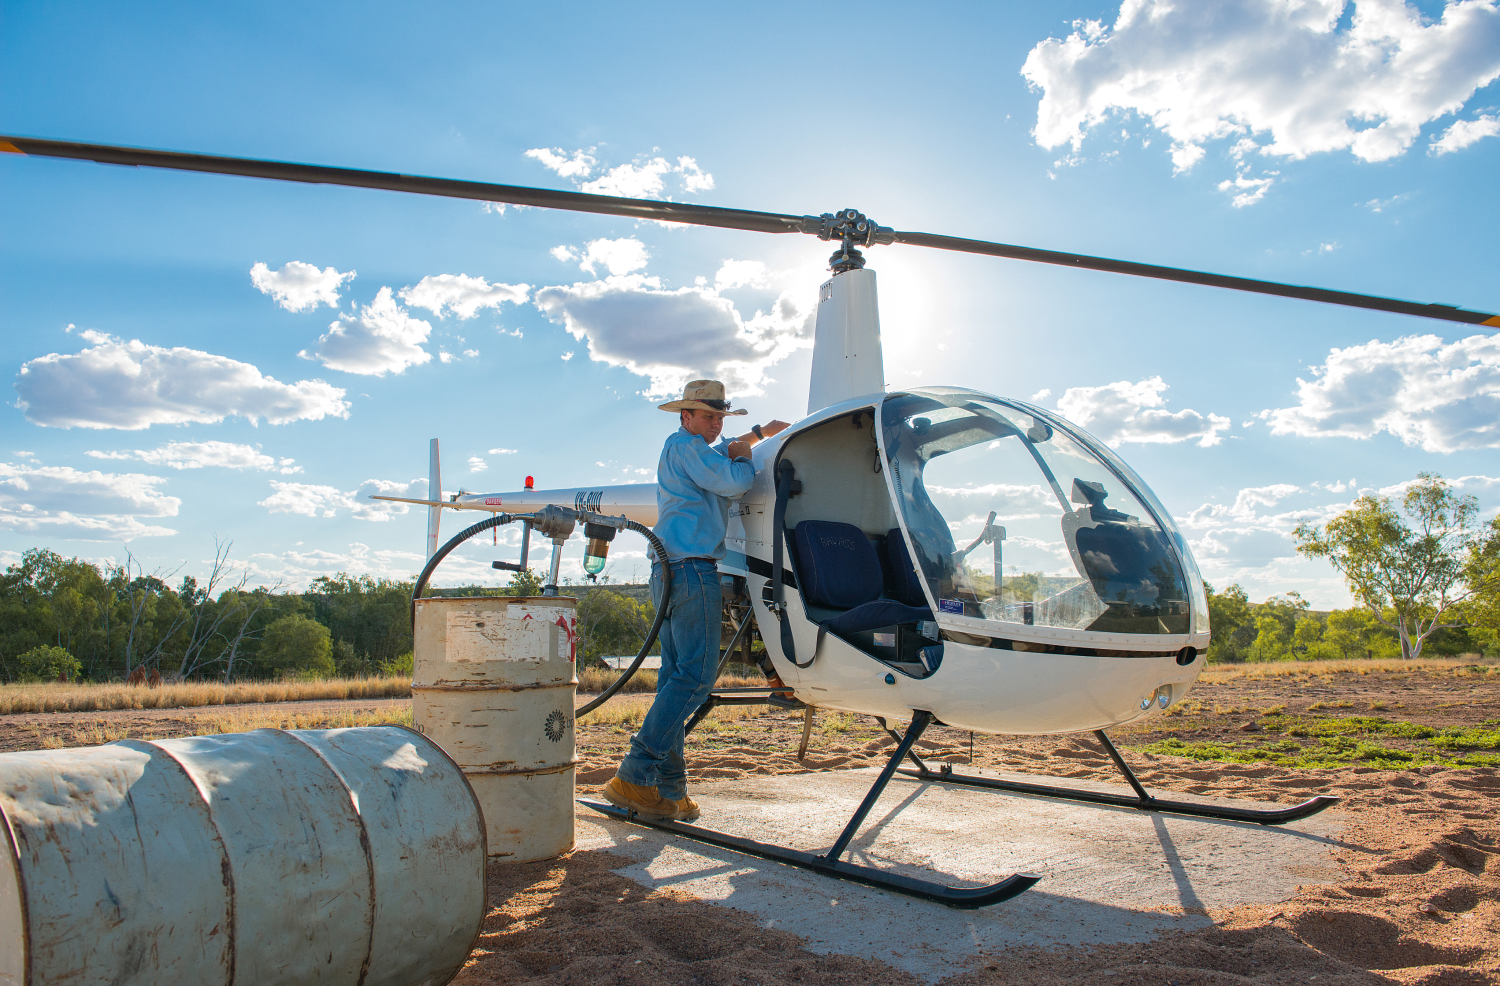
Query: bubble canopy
878 388 1210 638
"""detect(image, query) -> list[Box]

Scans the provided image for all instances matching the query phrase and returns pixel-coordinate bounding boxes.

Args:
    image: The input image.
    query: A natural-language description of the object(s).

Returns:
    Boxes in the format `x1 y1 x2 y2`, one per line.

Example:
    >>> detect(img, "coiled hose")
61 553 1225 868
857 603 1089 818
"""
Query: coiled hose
409 511 670 718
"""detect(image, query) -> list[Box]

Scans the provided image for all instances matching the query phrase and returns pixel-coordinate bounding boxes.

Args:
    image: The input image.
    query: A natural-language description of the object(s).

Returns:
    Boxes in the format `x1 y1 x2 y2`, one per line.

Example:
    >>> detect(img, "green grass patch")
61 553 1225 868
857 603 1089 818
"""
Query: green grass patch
1281 715 1435 740
1428 727 1500 751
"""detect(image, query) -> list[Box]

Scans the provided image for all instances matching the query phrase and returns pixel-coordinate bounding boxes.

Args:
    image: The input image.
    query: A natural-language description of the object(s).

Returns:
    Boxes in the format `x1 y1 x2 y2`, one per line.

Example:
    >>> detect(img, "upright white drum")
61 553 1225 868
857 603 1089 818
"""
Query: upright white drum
413 595 579 862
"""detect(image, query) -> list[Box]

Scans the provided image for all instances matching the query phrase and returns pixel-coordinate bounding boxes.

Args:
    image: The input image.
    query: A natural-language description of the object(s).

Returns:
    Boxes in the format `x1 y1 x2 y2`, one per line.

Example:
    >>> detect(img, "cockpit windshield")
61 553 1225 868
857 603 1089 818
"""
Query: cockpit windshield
880 389 1199 636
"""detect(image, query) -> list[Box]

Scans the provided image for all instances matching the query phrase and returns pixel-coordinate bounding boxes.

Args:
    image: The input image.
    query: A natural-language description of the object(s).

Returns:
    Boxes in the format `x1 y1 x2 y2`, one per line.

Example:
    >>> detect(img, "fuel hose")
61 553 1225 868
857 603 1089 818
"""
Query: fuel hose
409 510 670 717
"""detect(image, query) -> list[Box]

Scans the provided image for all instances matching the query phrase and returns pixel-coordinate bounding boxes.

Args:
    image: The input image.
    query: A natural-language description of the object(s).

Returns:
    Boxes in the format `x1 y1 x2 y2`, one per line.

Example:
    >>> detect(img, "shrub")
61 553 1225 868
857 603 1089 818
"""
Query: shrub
17 645 81 683
258 614 334 678
381 651 414 677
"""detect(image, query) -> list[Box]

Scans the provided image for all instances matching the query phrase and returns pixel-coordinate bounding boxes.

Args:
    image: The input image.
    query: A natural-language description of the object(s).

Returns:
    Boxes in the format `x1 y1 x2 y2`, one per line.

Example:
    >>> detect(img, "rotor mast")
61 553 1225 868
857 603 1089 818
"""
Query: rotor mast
805 209 895 415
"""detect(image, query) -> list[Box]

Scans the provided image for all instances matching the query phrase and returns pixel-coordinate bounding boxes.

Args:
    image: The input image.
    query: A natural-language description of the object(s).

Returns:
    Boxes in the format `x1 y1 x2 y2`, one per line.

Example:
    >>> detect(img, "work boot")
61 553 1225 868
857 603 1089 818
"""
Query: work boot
603 776 678 819
671 794 701 822
764 673 805 710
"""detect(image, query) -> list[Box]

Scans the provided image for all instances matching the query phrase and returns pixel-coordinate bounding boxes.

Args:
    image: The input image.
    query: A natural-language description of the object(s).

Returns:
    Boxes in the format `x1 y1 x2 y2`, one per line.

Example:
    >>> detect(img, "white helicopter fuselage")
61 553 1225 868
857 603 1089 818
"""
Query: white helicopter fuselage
390 266 1210 737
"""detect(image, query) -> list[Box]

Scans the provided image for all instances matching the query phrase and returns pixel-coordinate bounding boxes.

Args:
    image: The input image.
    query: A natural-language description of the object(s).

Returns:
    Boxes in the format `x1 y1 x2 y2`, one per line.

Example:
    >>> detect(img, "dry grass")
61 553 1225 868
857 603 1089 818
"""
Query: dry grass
1200 657 1494 682
575 669 766 694
0 677 411 715
194 705 414 735
576 692 763 729
33 704 415 748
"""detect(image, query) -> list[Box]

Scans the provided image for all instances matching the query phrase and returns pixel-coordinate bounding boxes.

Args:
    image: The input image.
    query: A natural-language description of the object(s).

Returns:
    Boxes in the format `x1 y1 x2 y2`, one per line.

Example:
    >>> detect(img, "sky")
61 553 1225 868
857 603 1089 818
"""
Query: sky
2 0 1498 607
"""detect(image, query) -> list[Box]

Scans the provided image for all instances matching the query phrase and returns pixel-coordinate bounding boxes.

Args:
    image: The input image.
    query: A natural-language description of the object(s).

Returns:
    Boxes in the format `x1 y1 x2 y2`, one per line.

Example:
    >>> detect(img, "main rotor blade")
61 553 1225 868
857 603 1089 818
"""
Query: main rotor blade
4 134 1495 328
0 135 807 235
892 230 1500 327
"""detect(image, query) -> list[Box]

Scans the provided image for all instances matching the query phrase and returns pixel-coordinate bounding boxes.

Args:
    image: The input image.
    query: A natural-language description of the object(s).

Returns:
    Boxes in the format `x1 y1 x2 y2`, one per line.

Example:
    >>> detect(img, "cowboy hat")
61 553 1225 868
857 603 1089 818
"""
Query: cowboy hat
657 379 749 415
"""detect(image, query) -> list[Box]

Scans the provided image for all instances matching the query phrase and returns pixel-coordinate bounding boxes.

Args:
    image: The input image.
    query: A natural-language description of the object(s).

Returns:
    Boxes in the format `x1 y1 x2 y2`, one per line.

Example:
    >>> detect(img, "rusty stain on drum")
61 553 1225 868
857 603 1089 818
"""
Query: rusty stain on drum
414 595 578 862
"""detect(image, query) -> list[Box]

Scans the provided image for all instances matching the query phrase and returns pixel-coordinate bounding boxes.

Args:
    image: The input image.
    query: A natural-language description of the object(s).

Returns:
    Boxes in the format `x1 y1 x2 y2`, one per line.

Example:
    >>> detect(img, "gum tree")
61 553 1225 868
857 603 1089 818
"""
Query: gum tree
1294 473 1500 660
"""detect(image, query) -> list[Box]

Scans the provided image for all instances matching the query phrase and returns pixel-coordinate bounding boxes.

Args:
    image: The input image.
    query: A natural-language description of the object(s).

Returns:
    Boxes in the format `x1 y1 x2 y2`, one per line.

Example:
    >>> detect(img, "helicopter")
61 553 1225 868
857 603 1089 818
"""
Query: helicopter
5 135 1496 908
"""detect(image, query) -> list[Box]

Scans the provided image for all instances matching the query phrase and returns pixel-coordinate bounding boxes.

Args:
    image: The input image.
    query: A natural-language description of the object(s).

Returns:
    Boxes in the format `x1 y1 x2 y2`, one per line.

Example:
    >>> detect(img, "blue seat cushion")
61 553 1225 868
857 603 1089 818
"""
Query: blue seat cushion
824 599 934 635
793 520 884 609
886 529 930 607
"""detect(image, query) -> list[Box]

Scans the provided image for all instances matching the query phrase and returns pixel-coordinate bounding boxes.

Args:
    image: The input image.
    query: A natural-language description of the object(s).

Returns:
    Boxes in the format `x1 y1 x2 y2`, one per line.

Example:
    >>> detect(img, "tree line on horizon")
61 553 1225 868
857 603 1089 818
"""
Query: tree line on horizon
0 549 658 684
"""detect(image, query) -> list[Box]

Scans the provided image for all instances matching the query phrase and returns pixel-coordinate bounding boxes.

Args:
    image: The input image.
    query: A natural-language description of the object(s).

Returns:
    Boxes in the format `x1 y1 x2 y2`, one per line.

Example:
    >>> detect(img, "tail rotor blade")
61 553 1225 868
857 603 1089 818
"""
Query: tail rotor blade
427 439 442 563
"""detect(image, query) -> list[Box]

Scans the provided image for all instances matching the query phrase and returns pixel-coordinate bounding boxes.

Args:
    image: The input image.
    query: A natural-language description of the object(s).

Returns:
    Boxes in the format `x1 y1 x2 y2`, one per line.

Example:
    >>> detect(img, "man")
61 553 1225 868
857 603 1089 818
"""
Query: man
604 379 788 821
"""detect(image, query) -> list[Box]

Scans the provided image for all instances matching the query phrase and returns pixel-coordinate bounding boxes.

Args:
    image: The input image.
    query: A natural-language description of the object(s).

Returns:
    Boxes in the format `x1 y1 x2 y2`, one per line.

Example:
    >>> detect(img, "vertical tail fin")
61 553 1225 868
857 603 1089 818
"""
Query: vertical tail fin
426 438 442 561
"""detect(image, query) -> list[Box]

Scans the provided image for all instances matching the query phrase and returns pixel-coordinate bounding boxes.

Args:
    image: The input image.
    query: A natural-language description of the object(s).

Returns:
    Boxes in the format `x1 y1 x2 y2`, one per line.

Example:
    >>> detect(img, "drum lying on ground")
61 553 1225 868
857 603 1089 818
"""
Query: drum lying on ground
0 725 486 986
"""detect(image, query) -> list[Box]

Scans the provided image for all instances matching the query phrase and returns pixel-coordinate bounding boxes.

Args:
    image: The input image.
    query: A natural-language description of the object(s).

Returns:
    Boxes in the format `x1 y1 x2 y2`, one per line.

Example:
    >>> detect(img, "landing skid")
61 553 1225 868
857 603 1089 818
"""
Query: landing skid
894 729 1339 826
579 711 1041 909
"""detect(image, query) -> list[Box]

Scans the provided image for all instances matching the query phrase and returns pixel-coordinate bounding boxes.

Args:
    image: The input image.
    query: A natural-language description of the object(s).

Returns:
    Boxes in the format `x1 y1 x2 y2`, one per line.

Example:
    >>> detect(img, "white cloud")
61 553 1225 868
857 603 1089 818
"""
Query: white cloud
525 147 598 179
0 462 180 540
488 448 517 455
241 538 518 589
1262 331 1500 452
1362 192 1413 212
715 259 772 290
1023 0 1500 202
675 157 714 193
87 441 301 474
1430 113 1500 155
399 274 530 319
561 351 574 361
529 147 714 199
1030 388 1052 402
534 273 814 398
578 238 650 276
258 477 427 521
582 159 671 198
1055 377 1231 447
312 288 433 376
250 261 355 312
1185 484 1303 525
1217 166 1278 207
468 456 487 473
15 331 350 430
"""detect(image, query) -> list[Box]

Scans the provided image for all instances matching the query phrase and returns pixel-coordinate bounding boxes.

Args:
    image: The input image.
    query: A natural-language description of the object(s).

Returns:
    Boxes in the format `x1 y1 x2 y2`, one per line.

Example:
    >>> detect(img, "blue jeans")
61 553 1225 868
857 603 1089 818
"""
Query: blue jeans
616 558 720 800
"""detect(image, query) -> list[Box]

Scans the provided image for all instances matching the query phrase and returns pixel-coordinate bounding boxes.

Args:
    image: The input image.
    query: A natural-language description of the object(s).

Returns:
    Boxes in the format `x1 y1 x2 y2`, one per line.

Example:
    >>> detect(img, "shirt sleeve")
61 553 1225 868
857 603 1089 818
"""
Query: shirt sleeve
678 438 756 498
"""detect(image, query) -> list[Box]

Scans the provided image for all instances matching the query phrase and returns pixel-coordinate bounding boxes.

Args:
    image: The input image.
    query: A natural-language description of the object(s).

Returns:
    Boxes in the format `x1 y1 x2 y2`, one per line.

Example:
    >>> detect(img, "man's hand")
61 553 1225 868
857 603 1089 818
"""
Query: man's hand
726 440 752 460
761 420 791 438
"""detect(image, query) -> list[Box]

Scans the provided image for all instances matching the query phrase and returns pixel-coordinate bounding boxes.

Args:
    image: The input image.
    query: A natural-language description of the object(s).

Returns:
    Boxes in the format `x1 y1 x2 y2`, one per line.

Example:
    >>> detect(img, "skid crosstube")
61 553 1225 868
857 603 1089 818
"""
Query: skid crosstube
896 766 1339 825
879 726 1339 826
578 799 1040 908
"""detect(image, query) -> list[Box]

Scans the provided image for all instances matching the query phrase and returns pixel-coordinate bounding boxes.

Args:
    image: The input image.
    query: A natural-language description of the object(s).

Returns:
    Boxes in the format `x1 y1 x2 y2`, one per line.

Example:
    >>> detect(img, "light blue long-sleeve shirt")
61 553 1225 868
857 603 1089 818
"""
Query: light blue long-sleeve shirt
652 426 756 562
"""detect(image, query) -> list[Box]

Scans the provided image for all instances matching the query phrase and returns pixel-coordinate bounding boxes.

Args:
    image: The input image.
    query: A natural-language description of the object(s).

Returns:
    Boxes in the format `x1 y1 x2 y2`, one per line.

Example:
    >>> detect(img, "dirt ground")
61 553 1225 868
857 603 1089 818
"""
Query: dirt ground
5 662 1500 983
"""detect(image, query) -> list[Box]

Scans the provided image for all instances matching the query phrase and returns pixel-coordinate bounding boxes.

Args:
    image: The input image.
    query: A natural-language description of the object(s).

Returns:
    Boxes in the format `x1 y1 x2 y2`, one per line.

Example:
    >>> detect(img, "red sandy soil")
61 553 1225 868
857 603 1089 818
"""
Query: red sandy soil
7 665 1499 982
458 756 1500 986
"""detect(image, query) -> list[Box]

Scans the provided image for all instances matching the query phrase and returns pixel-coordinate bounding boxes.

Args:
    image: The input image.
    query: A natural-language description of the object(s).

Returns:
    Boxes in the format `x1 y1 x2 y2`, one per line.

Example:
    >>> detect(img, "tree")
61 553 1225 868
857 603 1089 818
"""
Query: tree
1324 608 1374 659
1292 615 1325 657
1295 473 1500 660
258 614 334 678
16 644 81 682
1204 582 1253 662
1248 614 1288 662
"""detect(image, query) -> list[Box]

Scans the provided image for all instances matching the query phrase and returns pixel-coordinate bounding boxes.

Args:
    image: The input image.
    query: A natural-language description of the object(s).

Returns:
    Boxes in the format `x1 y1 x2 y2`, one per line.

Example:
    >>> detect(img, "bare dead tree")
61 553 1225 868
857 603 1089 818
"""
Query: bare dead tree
108 549 188 677
174 538 256 680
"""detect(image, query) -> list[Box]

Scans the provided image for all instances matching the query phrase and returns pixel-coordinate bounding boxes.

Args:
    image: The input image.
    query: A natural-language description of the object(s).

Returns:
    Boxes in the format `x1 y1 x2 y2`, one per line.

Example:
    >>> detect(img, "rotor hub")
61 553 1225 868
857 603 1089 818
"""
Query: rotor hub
798 208 895 273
